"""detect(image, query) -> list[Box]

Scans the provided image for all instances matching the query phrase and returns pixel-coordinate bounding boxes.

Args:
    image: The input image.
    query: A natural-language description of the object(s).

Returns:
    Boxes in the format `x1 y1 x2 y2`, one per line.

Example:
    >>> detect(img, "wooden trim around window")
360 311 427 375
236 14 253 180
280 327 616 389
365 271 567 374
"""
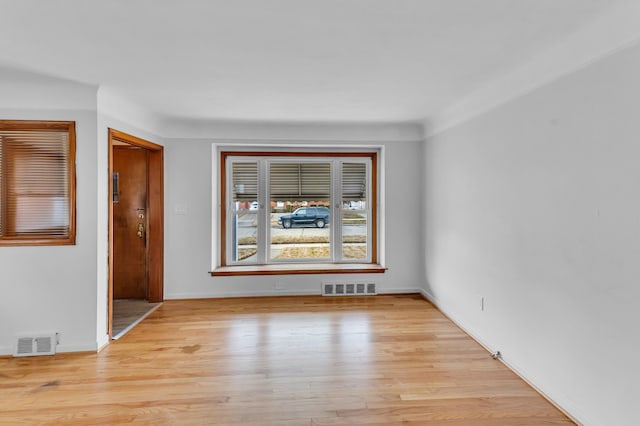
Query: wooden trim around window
220 152 228 266
371 153 378 264
218 151 381 273
212 263 386 276
0 120 76 246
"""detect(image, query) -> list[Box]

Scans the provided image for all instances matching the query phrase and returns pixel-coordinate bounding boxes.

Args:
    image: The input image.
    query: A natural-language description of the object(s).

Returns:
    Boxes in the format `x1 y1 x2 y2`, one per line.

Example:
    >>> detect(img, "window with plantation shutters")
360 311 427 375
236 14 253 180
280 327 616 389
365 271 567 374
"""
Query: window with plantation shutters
0 121 76 246
220 151 377 269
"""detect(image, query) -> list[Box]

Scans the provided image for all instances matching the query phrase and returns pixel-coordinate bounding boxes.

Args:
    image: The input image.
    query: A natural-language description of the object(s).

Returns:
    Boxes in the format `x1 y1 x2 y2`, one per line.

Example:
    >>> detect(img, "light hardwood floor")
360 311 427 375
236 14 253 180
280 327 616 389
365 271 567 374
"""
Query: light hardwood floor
0 295 573 425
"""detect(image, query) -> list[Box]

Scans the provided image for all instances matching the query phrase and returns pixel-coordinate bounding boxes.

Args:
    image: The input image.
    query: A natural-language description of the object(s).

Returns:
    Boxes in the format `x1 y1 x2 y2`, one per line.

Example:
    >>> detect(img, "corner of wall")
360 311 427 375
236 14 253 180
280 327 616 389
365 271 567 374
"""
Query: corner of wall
426 3 640 138
97 88 166 138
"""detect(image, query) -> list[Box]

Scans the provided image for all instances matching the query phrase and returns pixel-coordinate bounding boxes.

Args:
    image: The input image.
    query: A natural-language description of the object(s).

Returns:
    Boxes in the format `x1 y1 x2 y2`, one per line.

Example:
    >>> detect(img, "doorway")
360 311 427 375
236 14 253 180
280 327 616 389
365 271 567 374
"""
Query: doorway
108 129 164 339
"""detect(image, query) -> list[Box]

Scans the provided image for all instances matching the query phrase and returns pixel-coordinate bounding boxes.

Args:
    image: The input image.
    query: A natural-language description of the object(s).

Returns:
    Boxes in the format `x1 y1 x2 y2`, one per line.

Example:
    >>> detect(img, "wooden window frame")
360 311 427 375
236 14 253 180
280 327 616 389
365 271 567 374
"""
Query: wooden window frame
0 120 76 246
212 151 384 276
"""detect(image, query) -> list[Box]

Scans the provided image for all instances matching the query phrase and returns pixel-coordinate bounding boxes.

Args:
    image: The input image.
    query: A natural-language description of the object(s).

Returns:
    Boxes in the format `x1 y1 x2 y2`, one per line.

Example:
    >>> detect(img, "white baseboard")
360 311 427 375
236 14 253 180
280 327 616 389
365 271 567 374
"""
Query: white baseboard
380 287 424 295
419 288 496 352
1 342 100 356
165 287 424 300
56 343 100 353
418 287 583 425
96 334 110 352
165 289 320 299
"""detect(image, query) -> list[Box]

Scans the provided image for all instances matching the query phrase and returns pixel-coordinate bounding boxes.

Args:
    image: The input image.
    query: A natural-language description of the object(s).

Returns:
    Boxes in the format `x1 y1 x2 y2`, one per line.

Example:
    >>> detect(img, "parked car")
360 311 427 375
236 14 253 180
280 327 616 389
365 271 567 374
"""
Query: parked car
278 206 330 228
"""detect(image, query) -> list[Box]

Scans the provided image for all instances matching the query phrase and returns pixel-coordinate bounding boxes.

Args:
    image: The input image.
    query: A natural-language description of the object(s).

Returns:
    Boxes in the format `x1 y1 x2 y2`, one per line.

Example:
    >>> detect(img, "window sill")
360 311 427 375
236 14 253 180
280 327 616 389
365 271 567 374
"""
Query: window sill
211 263 386 277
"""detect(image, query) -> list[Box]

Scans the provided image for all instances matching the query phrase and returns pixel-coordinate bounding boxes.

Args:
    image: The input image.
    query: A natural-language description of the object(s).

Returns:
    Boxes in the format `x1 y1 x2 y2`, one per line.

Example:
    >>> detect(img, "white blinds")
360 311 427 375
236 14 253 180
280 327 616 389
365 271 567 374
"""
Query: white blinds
0 129 71 238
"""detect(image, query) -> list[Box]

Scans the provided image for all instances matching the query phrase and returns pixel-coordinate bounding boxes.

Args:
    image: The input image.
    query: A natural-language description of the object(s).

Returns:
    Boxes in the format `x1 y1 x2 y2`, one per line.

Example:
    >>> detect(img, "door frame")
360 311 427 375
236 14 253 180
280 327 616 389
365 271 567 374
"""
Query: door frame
108 129 164 338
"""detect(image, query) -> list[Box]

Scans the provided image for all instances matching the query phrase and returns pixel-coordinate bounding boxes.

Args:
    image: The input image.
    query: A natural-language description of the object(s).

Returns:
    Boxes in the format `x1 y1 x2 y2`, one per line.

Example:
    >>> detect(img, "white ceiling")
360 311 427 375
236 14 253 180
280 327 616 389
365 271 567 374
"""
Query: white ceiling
0 0 632 124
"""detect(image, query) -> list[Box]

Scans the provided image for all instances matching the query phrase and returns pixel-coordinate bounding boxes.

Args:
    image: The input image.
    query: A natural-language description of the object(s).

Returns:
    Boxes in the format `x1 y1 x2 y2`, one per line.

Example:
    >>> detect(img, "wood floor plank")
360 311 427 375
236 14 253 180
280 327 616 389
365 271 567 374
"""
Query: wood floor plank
0 295 574 425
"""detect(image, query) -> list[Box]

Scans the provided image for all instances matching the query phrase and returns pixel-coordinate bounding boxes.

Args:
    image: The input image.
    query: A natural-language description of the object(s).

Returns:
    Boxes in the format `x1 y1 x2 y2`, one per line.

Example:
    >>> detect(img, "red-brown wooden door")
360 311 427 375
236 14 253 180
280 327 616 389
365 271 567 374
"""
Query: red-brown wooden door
113 147 148 299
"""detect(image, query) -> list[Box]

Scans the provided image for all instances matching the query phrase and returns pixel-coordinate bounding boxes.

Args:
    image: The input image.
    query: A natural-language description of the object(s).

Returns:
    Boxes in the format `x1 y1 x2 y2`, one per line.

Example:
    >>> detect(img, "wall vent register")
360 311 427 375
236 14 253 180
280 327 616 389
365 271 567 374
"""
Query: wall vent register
322 282 377 296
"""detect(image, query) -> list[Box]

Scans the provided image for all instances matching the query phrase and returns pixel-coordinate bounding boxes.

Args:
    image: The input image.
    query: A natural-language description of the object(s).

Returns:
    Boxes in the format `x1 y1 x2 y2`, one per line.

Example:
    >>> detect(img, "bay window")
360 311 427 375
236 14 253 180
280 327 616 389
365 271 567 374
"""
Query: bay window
218 151 380 273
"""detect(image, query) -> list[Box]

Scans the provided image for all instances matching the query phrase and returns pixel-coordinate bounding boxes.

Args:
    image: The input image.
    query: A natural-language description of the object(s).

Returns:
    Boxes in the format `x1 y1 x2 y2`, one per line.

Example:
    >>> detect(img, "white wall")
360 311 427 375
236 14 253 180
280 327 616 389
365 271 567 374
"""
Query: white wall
0 67 100 354
423 42 640 425
163 123 424 299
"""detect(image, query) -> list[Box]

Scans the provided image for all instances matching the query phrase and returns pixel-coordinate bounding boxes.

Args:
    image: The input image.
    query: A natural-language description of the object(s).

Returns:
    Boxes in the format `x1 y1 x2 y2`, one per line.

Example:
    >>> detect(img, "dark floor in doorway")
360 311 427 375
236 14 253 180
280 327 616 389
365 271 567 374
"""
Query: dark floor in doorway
112 299 162 339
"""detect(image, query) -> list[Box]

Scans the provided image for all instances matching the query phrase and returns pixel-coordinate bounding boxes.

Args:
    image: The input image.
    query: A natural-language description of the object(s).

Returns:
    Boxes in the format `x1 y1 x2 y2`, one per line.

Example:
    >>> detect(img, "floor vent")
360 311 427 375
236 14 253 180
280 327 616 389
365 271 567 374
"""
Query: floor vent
14 334 57 357
322 282 376 296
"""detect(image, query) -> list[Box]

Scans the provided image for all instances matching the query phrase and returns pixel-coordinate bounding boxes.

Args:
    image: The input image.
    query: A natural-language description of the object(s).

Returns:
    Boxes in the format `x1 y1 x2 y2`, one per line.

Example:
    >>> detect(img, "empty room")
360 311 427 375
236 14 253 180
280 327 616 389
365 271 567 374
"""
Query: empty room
0 1 638 425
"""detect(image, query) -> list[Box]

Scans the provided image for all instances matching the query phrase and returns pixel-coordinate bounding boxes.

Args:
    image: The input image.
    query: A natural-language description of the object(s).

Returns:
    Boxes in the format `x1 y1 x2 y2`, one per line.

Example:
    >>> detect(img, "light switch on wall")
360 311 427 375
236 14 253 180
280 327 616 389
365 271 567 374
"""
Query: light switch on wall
174 205 188 215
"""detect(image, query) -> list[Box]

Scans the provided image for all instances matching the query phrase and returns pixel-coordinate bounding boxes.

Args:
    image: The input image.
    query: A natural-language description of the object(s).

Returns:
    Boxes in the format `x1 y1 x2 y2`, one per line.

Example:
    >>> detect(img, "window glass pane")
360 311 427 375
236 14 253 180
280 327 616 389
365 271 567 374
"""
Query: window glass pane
221 152 377 268
8 137 69 235
0 125 74 242
269 162 331 261
342 163 368 261
231 162 258 263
